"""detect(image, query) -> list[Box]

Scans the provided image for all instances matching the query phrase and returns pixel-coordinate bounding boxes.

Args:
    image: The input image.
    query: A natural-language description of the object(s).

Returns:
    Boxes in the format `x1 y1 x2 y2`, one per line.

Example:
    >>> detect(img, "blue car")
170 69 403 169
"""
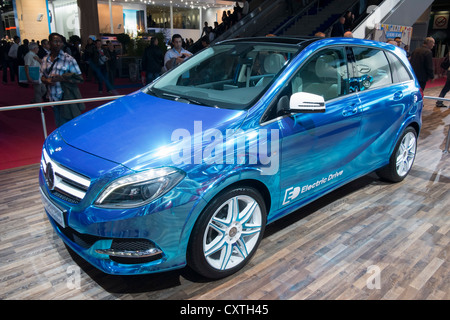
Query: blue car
39 37 422 279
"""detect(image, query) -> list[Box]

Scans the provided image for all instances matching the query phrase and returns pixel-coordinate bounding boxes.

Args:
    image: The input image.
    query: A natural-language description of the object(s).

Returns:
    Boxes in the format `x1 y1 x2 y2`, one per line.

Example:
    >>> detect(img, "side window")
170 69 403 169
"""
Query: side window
291 48 349 101
261 48 349 123
385 51 413 83
352 47 392 91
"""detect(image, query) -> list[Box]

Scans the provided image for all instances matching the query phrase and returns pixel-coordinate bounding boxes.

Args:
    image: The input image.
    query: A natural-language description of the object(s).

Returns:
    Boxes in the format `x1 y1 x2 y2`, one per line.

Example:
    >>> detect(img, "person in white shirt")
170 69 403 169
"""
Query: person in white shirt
8 36 19 59
164 34 192 71
7 36 20 81
24 42 46 103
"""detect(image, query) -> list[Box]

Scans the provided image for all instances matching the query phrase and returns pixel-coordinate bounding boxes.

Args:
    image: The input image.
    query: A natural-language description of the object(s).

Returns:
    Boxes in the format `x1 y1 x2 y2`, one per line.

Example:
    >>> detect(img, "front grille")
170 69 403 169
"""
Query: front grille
41 148 91 204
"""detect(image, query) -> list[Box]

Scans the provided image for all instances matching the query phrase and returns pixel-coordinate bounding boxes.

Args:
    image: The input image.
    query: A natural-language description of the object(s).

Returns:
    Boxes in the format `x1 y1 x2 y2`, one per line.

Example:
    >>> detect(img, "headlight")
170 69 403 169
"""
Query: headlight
95 167 185 208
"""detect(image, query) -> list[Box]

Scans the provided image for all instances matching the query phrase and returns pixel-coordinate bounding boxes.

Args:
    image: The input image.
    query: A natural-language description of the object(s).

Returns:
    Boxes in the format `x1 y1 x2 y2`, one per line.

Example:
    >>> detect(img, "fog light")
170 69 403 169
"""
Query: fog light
95 247 162 258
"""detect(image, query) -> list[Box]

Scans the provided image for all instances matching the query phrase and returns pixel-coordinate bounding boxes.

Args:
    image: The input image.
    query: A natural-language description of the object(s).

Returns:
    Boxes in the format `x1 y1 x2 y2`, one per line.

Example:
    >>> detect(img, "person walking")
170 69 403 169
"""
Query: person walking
17 38 29 87
1 40 13 84
24 42 46 103
83 37 95 81
41 32 84 127
409 37 435 91
142 36 163 85
105 41 118 89
91 39 111 93
7 36 20 82
17 38 29 67
436 53 450 107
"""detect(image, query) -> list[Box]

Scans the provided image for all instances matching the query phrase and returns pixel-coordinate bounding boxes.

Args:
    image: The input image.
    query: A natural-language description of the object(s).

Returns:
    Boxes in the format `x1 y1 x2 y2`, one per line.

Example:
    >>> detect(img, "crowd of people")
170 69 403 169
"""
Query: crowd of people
188 1 250 53
1 30 196 126
82 37 118 94
0 1 251 104
141 33 193 85
330 11 355 37
0 32 121 126
141 1 251 83
1 33 119 93
1 1 449 127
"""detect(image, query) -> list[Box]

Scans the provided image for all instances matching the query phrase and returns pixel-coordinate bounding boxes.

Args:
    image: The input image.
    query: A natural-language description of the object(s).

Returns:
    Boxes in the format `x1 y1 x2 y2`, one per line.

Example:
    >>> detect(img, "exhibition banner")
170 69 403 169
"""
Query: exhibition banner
374 24 413 49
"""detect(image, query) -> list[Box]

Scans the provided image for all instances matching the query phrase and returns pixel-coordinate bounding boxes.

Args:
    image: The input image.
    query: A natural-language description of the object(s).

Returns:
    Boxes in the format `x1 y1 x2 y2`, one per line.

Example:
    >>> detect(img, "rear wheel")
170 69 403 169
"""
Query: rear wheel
188 187 266 279
376 127 417 182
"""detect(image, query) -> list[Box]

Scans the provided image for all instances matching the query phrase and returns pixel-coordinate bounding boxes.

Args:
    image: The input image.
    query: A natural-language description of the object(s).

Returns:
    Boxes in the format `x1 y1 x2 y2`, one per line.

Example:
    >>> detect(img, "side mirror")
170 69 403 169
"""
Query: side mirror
290 92 326 113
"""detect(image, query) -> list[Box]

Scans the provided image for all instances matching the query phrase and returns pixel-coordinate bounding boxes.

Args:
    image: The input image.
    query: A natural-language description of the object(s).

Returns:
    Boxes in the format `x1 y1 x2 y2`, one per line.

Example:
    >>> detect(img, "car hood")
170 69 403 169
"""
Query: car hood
59 91 246 171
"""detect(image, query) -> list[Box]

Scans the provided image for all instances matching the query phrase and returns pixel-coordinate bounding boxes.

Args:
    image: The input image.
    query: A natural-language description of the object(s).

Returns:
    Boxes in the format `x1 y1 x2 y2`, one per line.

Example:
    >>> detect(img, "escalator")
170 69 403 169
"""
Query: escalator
190 0 292 52
201 0 434 48
210 0 372 41
353 0 434 40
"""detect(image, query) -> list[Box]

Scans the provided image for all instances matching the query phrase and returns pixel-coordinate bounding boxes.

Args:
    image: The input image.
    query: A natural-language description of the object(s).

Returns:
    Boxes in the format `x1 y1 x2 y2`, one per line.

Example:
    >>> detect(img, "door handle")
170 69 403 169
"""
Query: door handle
342 105 358 116
393 91 403 100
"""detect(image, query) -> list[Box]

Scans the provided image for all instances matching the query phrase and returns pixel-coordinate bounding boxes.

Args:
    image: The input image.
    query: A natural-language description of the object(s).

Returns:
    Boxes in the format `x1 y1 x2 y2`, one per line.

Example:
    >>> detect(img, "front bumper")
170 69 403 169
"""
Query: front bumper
40 175 206 275
38 142 207 275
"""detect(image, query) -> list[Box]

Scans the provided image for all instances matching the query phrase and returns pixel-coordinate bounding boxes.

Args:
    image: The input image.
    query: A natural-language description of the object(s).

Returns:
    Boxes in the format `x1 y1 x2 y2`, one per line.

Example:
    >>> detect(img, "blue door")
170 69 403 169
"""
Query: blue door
350 47 416 170
277 47 362 208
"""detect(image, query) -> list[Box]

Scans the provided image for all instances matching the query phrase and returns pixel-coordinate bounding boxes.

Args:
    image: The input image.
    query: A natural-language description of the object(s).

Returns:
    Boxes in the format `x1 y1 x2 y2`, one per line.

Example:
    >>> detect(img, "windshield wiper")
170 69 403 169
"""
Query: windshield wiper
161 93 204 105
144 86 161 98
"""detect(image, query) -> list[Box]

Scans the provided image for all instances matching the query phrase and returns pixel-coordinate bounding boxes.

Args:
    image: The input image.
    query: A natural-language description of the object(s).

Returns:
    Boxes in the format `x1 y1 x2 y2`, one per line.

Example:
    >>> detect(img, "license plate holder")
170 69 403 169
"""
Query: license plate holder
40 188 66 228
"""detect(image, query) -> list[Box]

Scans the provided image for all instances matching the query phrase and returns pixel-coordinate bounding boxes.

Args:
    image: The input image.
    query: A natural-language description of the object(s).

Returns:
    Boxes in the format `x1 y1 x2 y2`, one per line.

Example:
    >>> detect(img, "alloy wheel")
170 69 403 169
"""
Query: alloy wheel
395 131 416 177
202 195 263 271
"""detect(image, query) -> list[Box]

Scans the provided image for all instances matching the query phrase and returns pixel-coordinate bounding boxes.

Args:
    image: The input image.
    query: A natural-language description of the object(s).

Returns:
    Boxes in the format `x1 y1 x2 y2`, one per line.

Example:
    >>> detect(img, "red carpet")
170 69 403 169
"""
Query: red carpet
0 72 447 171
426 77 447 88
0 69 141 170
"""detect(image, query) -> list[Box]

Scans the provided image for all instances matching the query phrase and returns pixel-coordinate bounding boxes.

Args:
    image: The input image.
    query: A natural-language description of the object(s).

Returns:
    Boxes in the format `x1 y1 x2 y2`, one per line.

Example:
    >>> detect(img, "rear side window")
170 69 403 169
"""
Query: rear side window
352 47 392 91
385 51 413 83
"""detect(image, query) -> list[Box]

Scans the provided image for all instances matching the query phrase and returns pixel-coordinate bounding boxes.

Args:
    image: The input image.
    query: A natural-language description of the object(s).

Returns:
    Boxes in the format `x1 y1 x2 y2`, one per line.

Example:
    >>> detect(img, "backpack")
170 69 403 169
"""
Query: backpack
441 54 450 70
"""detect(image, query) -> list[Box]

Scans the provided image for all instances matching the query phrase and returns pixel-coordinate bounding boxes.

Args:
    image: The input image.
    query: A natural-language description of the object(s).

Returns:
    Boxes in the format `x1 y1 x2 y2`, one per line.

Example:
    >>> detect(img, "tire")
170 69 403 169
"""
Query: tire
187 187 267 279
376 127 417 182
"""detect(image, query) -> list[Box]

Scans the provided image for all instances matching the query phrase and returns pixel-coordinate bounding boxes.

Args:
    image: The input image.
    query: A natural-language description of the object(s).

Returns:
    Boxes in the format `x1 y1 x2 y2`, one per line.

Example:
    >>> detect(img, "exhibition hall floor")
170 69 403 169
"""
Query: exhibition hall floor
0 85 449 300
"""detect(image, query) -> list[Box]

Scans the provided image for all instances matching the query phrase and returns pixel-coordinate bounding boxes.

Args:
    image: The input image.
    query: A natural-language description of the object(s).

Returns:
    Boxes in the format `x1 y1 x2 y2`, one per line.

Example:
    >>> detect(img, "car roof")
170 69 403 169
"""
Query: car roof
216 36 321 47
216 36 404 56
217 36 392 48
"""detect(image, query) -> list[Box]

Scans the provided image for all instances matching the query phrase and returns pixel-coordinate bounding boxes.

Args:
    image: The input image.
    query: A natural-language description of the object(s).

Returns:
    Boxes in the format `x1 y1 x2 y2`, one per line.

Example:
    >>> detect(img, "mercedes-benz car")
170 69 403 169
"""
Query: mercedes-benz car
39 36 422 279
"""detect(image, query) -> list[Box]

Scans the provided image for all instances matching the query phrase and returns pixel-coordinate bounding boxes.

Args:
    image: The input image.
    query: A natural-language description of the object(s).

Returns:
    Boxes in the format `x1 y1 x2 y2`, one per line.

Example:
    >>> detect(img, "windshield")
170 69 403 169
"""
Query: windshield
144 42 300 110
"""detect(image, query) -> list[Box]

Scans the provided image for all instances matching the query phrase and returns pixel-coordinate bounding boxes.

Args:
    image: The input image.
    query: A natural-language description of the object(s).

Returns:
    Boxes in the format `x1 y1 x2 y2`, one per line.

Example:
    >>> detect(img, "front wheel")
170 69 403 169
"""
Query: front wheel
376 127 417 182
187 187 267 279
